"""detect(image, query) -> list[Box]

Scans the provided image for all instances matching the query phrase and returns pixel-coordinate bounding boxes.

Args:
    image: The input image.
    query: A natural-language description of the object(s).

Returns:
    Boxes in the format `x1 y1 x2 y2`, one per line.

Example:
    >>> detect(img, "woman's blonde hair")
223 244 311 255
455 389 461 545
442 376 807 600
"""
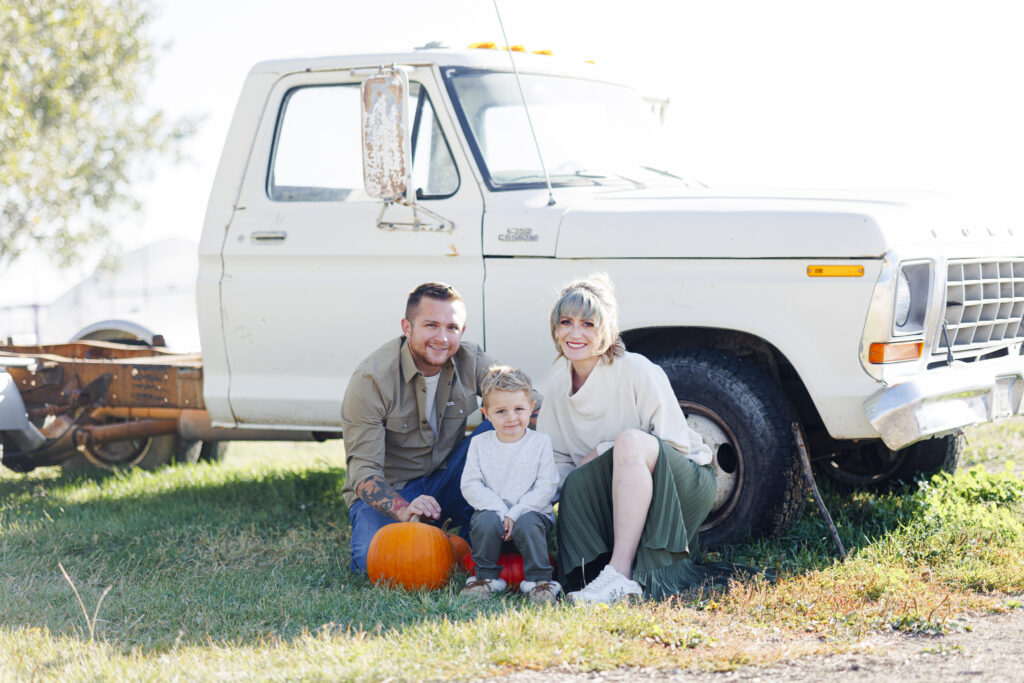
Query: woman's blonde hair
549 273 626 362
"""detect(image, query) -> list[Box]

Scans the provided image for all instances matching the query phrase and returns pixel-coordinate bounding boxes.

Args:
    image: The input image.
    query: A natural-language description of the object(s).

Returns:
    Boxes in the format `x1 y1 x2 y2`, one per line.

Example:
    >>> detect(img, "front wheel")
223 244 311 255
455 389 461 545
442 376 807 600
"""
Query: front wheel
650 349 806 547
821 432 963 489
900 432 963 480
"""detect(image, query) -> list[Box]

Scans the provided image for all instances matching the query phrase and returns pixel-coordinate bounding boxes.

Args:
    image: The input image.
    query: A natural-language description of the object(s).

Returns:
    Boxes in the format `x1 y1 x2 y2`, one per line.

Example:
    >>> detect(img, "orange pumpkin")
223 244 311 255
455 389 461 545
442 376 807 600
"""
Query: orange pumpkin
367 522 455 590
447 534 472 565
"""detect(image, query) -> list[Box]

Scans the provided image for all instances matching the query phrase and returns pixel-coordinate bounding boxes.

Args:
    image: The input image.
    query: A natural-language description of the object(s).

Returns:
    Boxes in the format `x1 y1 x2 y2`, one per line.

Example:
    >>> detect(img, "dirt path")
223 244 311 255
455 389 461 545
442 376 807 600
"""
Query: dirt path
683 607 1024 682
483 607 1024 682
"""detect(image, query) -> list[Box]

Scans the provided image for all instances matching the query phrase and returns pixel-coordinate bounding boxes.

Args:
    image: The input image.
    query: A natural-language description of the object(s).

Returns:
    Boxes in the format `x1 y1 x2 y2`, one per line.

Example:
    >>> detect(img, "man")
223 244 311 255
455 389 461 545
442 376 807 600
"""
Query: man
342 282 534 573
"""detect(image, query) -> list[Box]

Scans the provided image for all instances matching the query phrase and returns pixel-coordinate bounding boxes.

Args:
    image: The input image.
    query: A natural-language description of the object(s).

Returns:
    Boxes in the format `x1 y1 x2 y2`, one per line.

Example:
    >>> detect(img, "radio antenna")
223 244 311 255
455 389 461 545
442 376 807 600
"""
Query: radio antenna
492 0 556 206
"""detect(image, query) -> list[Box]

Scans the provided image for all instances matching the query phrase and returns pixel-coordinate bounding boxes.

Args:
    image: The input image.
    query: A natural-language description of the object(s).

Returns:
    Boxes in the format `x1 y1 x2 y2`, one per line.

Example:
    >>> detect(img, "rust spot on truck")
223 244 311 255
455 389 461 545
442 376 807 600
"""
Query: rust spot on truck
0 341 205 412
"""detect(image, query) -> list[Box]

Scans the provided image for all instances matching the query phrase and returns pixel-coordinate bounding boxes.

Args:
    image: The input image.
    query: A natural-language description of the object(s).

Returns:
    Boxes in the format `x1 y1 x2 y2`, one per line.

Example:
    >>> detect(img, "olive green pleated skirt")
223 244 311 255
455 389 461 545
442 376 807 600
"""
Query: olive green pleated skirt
555 438 717 600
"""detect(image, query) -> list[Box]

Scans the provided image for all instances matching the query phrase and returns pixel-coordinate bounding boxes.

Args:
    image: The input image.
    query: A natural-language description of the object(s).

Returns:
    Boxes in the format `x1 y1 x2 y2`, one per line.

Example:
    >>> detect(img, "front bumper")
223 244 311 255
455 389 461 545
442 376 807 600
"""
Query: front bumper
863 354 1024 450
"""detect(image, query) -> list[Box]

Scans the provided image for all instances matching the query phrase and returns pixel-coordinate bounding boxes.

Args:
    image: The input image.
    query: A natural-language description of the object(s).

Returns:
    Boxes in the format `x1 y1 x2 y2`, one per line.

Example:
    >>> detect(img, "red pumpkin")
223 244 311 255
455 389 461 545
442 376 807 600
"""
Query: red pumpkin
447 534 471 565
461 552 533 589
367 522 455 590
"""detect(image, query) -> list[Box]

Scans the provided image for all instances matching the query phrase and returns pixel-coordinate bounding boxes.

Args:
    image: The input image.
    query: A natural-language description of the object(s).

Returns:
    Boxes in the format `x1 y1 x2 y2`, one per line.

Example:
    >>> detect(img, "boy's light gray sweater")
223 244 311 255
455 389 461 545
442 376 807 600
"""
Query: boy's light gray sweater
459 429 559 522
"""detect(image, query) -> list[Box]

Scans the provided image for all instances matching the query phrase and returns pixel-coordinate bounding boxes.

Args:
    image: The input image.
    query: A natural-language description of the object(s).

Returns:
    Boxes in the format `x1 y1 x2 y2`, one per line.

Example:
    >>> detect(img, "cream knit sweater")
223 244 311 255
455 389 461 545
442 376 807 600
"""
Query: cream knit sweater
537 352 713 485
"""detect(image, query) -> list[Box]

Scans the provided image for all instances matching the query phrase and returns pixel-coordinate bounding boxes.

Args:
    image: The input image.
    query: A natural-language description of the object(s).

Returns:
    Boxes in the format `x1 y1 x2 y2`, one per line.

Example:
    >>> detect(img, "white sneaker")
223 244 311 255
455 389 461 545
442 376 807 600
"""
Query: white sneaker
567 565 642 604
461 575 507 598
519 579 563 604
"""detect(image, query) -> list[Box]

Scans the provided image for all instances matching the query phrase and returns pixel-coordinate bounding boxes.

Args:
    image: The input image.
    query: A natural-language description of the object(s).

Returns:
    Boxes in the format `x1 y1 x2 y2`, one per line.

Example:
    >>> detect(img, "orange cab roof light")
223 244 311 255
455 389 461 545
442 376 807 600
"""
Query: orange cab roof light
468 42 553 55
868 341 924 364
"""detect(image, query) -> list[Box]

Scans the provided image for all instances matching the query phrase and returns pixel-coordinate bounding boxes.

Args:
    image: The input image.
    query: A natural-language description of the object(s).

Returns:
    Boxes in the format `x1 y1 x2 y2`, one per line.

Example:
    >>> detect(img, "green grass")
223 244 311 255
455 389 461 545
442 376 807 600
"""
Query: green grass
1 421 1022 681
963 418 1023 474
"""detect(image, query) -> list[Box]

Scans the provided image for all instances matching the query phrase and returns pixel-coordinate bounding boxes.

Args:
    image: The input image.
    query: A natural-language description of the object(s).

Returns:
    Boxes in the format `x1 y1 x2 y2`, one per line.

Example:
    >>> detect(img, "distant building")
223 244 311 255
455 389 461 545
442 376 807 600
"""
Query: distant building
2 238 200 351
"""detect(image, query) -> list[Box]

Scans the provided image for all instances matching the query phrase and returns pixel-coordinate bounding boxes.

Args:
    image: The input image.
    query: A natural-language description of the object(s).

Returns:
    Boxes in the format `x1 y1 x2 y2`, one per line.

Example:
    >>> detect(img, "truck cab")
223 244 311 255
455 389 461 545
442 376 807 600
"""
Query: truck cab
195 46 1023 543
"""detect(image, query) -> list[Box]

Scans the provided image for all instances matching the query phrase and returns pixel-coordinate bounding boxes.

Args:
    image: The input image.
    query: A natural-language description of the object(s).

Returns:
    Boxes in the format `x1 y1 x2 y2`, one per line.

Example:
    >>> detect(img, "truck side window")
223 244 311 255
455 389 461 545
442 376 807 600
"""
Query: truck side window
410 87 459 198
268 82 458 202
269 84 364 201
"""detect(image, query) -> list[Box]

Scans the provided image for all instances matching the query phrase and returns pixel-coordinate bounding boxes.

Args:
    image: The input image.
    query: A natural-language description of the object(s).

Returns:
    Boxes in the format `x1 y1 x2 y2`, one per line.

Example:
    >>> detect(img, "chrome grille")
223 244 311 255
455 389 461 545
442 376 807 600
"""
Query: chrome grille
939 259 1024 356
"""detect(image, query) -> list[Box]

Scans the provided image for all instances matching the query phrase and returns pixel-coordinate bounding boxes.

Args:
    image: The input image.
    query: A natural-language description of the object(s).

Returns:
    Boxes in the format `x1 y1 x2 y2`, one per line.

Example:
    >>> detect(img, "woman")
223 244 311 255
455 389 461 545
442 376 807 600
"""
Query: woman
537 274 717 603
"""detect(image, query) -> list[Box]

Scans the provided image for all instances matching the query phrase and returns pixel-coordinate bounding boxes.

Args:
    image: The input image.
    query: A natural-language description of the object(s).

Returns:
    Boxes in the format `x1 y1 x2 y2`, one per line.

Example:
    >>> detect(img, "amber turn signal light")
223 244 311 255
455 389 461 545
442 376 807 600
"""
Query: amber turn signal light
807 265 864 277
868 341 924 364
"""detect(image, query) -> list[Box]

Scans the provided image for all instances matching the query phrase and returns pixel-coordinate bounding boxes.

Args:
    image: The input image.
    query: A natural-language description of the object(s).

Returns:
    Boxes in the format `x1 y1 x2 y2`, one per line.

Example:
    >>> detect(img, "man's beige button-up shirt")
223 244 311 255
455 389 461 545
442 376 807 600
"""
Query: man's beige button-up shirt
341 337 499 507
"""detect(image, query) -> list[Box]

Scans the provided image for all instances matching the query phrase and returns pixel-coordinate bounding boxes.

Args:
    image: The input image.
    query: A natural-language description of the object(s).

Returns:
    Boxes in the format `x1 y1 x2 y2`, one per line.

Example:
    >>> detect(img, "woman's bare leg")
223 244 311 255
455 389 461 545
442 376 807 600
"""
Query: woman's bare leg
608 429 660 578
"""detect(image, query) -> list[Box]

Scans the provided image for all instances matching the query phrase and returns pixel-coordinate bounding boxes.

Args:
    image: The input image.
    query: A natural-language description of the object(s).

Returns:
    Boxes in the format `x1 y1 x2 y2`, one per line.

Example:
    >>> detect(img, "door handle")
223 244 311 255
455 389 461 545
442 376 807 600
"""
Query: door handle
251 231 287 242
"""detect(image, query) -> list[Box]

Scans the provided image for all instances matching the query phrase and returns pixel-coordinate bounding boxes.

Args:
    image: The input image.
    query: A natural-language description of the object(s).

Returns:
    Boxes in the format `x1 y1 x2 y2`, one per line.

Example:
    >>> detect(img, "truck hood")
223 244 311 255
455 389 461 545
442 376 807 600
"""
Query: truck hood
553 187 1020 259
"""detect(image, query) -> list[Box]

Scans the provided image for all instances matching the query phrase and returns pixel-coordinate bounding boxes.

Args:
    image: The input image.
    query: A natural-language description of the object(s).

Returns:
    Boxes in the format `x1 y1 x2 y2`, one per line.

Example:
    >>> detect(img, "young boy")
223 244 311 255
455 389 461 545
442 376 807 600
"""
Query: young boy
460 365 562 603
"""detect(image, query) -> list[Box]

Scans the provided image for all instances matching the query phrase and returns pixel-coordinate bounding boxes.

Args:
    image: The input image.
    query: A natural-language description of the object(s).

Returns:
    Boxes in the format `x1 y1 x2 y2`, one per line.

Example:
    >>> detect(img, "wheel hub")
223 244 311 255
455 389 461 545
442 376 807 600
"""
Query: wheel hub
680 401 743 530
82 436 152 469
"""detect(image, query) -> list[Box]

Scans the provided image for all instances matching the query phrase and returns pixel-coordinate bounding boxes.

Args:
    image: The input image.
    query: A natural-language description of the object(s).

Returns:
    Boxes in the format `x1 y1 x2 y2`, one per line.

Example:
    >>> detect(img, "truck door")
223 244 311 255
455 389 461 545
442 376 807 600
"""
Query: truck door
218 67 483 429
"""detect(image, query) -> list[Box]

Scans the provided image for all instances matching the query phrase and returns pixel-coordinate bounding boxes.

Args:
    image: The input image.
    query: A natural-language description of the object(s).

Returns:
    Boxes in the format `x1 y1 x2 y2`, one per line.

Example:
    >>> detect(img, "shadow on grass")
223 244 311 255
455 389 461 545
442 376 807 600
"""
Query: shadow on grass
702 475 933 579
0 462 538 651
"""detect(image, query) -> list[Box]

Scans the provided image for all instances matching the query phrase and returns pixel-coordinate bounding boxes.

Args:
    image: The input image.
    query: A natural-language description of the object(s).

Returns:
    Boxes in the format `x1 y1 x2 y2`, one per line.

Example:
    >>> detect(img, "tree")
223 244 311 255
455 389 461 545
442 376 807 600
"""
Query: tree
0 0 191 267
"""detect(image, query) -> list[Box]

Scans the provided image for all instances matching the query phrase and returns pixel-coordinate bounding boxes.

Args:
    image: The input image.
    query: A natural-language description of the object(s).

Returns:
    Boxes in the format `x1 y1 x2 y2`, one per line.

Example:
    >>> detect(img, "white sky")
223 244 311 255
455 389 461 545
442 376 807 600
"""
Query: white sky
3 0 1022 306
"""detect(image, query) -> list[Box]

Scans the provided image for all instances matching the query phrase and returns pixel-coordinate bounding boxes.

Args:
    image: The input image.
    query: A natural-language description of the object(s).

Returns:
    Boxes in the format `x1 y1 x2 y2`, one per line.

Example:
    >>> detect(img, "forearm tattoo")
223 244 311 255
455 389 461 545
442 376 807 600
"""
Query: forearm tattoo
356 475 409 519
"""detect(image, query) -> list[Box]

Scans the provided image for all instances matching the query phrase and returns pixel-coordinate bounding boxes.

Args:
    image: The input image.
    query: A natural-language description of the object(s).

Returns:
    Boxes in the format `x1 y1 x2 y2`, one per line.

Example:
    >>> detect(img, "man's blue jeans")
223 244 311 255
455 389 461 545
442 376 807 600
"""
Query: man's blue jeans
348 421 493 573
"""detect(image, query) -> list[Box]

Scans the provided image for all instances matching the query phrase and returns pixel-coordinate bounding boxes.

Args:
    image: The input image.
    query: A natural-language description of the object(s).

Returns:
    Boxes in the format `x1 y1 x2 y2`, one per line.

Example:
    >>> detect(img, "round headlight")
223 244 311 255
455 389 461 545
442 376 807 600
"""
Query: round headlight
894 270 911 327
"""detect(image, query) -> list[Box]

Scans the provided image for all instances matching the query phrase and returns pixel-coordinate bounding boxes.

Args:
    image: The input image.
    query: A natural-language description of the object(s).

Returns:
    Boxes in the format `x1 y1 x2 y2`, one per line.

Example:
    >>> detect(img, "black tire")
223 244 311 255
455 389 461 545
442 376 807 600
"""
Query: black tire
821 432 963 489
896 432 963 481
60 434 202 474
138 436 203 469
198 441 228 462
650 349 807 547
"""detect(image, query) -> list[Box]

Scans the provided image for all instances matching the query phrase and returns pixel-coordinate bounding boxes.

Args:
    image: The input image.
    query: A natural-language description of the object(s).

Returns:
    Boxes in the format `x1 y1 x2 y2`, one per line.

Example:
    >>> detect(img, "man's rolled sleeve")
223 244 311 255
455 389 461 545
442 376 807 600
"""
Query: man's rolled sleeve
341 372 387 505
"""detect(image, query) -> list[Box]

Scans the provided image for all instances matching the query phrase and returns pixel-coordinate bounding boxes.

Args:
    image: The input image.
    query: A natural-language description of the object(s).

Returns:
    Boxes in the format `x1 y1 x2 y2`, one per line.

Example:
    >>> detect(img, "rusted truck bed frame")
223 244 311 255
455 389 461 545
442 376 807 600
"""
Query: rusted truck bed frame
1 341 205 412
0 341 326 472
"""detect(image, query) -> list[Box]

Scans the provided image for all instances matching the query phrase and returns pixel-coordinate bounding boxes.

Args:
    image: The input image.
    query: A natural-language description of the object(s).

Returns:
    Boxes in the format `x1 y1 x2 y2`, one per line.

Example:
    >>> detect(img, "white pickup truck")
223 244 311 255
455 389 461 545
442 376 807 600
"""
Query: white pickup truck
3 46 1023 545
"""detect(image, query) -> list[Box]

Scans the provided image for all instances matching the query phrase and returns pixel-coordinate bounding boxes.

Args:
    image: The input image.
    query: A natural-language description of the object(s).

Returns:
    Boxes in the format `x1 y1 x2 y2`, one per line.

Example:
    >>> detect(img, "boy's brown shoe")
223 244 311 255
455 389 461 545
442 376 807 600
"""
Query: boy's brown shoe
520 579 562 604
461 576 506 598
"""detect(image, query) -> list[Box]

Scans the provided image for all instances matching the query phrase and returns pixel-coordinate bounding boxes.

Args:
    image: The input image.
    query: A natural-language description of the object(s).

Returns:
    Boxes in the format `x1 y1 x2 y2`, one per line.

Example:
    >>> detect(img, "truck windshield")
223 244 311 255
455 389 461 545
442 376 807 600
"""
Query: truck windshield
445 69 677 190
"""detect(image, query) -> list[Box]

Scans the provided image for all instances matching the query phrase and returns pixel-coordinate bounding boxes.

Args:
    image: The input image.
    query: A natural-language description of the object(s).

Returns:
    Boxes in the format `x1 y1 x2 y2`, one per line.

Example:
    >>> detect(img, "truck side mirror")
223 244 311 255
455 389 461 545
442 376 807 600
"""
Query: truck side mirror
361 69 412 203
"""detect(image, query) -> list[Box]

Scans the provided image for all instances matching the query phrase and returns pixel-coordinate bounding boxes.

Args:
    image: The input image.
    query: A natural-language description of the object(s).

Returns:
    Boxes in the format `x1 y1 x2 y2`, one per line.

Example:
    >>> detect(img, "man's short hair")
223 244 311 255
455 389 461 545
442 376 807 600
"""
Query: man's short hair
480 365 533 404
405 282 464 322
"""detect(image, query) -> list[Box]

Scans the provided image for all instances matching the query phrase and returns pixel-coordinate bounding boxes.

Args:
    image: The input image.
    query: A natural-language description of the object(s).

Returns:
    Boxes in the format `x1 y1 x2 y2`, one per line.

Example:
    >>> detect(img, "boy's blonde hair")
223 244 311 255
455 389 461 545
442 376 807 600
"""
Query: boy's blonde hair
480 365 533 405
549 272 626 362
